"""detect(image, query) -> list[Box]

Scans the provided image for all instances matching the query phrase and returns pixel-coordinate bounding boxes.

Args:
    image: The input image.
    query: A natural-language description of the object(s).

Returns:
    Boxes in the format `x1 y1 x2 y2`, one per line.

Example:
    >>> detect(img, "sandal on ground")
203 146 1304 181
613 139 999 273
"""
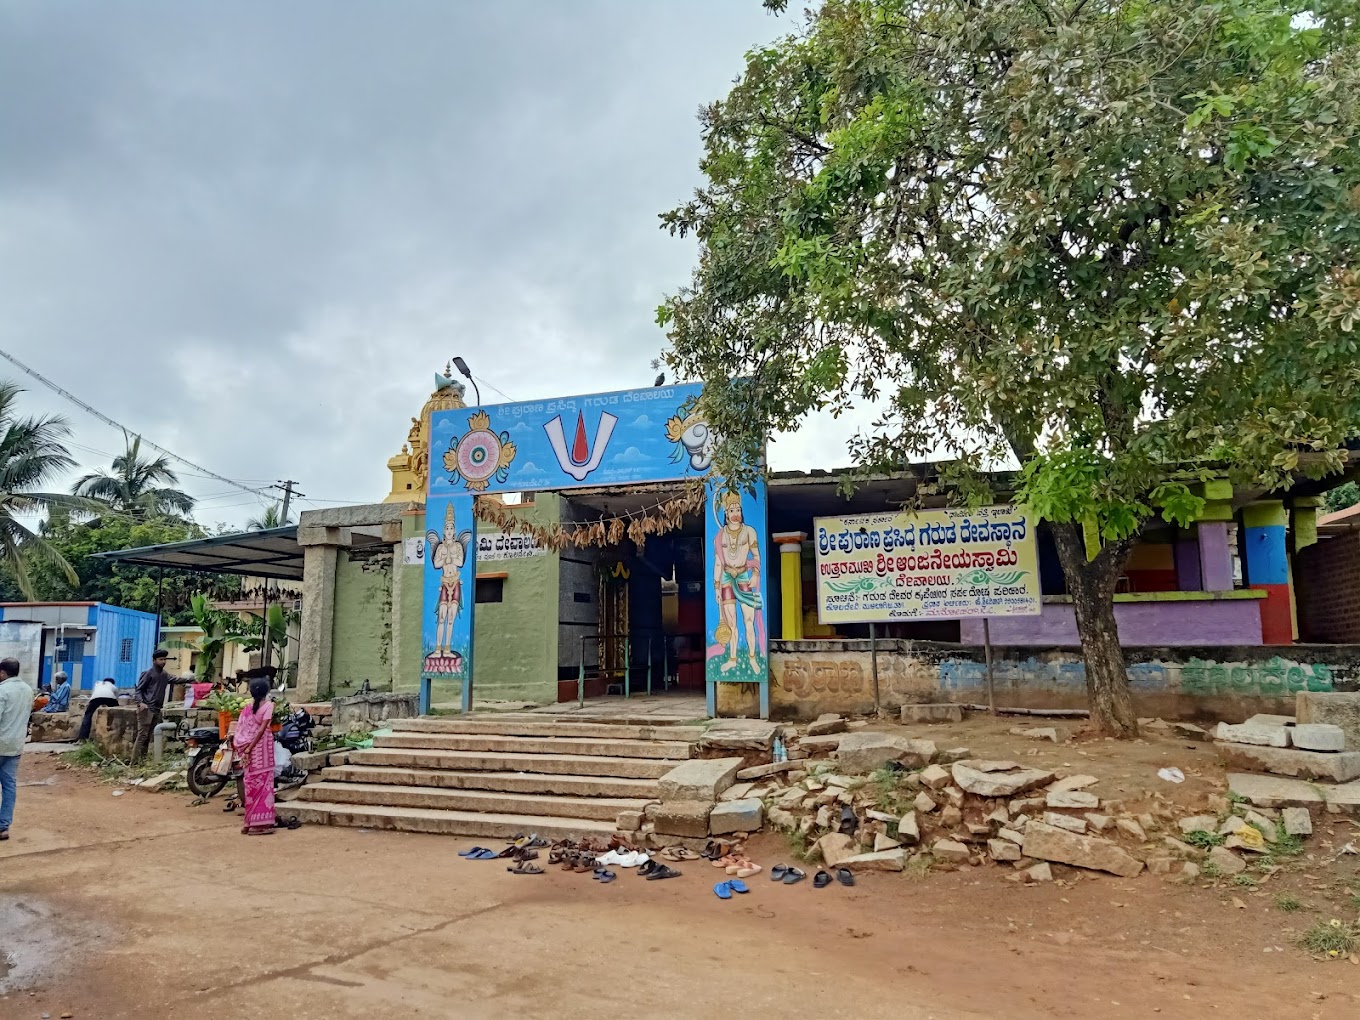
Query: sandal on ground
512 848 540 862
782 867 807 885
638 860 661 877
507 863 544 875
472 848 499 860
458 847 488 858
574 855 596 873
814 870 833 889
770 864 789 881
561 852 579 872
734 861 762 879
728 879 749 894
714 881 734 900
645 864 682 881
836 868 855 887
593 869 617 883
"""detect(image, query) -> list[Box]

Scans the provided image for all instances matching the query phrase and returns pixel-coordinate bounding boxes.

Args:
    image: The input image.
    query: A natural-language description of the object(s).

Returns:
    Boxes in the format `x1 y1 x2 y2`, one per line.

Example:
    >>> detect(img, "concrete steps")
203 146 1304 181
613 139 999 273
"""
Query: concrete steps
295 715 698 840
388 717 708 743
295 780 653 821
348 746 679 779
373 732 694 760
289 801 618 840
320 764 661 800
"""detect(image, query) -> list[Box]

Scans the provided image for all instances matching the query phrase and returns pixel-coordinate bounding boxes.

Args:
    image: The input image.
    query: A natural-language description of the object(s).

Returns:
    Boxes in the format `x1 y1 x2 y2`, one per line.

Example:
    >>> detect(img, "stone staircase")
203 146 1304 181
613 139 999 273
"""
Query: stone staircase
290 714 705 840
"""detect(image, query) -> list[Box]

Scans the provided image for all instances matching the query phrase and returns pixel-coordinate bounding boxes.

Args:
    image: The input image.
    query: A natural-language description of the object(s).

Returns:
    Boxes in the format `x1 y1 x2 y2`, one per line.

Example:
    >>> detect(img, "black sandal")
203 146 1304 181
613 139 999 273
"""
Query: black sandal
836 867 855 887
645 864 682 881
814 870 832 889
782 867 807 885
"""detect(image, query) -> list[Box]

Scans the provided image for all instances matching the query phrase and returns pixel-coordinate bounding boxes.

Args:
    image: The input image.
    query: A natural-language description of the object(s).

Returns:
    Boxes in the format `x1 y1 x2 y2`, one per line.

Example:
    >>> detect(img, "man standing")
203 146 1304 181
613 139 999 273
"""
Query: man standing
41 670 71 713
0 657 31 841
132 649 174 763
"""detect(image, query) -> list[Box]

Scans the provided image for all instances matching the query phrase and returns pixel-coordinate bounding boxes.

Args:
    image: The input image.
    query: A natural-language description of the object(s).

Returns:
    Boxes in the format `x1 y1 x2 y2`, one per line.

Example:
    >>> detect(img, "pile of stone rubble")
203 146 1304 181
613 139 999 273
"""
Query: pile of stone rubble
751 717 1320 883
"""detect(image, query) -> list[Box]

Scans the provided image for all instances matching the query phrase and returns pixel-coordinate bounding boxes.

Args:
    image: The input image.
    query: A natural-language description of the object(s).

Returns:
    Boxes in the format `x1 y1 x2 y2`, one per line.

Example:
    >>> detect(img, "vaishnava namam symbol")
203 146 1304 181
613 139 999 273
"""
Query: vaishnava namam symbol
543 409 617 482
443 410 516 492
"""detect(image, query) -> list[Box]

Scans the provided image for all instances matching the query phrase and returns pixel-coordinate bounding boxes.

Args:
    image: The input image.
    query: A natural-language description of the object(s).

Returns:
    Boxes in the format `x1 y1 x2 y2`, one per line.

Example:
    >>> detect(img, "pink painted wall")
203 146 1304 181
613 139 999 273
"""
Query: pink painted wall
958 597 1264 647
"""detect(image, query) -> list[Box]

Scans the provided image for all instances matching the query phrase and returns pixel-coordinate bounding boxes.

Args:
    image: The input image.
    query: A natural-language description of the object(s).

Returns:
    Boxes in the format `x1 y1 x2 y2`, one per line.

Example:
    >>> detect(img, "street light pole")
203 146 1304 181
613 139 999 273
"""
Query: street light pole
451 356 480 407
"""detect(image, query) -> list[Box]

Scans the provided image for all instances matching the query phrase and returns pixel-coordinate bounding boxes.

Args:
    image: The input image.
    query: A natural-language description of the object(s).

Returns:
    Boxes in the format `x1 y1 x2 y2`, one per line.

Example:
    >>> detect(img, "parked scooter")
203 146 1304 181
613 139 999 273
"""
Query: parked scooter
185 707 315 800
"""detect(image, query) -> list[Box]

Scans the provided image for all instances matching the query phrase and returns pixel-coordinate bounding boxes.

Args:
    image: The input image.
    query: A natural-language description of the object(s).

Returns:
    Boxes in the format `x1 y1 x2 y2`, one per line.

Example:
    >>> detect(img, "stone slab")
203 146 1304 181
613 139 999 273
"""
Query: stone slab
652 800 713 837
836 732 936 773
1214 722 1291 747
932 839 971 863
952 763 1054 798
657 757 744 802
1046 790 1099 810
709 798 764 835
1226 772 1360 812
1246 714 1296 728
806 715 848 737
1042 812 1087 833
1296 692 1360 750
1216 744 1360 783
897 811 920 845
817 832 858 868
1207 845 1245 875
1291 723 1345 752
735 760 801 781
798 735 844 754
1021 821 1145 878
699 719 779 753
1281 807 1313 836
901 704 964 724
839 848 906 873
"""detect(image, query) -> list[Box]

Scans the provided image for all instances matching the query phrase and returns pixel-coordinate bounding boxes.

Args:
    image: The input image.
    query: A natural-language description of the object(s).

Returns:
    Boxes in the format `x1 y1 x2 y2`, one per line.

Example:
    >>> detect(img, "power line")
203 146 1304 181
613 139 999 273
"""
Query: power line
0 346 273 499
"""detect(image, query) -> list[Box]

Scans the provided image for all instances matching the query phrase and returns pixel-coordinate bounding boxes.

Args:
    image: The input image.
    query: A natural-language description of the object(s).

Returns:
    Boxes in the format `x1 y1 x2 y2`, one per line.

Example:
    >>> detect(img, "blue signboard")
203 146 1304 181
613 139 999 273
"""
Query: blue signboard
429 382 710 496
704 477 771 718
421 494 476 710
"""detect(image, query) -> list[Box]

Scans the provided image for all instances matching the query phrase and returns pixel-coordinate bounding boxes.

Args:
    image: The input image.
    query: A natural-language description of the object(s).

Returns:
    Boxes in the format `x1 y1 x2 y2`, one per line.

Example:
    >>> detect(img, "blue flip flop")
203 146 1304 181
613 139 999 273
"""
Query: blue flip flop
714 881 733 900
458 847 487 858
728 879 749 894
473 848 499 860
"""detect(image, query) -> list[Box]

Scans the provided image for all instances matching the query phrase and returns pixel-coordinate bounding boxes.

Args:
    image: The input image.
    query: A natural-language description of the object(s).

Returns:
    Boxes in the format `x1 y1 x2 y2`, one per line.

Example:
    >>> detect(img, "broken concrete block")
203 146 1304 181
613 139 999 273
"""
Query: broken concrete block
839 848 906 872
709 798 763 835
1048 775 1099 793
1291 723 1345 753
658 758 743 802
1215 722 1291 747
653 800 712 838
897 811 920 845
952 763 1054 798
1116 817 1147 841
1084 814 1113 832
1216 745 1360 782
901 703 964 724
1207 845 1245 875
1046 790 1099 810
919 764 951 790
1009 726 1058 742
817 832 857 868
1178 814 1219 834
616 810 643 832
1295 691 1360 751
932 838 971 863
1021 821 1144 878
806 714 848 737
1042 812 1087 834
835 733 924 774
988 838 1022 861
913 791 938 814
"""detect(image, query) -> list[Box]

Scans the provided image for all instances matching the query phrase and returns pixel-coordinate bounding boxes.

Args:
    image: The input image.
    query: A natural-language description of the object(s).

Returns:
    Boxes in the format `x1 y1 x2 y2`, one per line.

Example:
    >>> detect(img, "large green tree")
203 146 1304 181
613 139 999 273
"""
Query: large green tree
74 433 195 518
14 513 242 623
660 0 1360 735
0 382 85 597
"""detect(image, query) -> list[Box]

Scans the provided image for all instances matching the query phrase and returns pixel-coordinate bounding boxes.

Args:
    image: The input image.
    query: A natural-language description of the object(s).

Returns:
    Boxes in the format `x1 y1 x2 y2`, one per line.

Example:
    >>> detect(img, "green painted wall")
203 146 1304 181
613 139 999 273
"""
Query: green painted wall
395 495 561 708
329 544 393 697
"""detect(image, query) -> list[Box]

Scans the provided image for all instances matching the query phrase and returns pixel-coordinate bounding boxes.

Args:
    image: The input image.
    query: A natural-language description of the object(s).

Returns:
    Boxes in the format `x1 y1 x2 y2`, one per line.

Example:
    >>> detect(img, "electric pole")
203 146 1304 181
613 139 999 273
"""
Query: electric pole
261 479 304 679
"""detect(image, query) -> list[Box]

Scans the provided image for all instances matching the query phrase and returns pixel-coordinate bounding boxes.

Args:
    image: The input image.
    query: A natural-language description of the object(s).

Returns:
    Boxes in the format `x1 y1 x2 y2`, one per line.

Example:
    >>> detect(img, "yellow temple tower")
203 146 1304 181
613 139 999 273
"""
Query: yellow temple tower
384 368 467 503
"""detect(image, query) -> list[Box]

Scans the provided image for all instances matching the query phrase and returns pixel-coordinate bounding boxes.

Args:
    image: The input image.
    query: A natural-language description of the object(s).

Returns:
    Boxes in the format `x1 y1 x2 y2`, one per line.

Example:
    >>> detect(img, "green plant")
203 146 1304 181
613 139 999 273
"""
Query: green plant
785 828 814 862
1275 893 1303 912
867 764 915 817
903 854 932 881
1183 830 1226 850
1200 861 1223 879
1227 791 1249 806
1298 919 1358 958
60 741 107 768
1272 827 1306 857
72 432 194 518
1232 874 1258 889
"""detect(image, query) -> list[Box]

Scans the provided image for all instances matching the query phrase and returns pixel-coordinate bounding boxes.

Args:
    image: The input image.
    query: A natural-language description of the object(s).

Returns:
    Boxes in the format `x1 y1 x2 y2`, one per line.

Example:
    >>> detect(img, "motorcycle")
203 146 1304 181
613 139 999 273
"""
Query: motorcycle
185 707 315 800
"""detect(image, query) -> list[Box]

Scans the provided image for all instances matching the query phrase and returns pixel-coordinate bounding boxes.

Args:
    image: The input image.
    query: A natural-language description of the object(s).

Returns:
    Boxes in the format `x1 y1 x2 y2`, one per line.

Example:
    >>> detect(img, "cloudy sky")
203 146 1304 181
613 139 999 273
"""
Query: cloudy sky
0 0 876 529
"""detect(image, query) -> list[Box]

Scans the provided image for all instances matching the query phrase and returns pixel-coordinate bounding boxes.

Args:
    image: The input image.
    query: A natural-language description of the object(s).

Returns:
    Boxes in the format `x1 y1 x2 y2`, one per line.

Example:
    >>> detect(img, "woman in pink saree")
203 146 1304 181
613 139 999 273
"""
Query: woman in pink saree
233 678 275 835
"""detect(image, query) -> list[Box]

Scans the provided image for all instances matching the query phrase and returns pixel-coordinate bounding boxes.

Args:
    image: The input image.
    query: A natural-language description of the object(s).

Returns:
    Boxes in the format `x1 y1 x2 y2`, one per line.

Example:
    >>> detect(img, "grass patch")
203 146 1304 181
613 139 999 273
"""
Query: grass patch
866 764 916 817
1227 790 1249 805
1183 829 1226 850
60 741 173 782
1298 919 1358 958
1348 889 1360 912
1275 893 1303 912
786 829 815 862
1200 861 1223 879
1232 874 1258 889
903 854 932 881
1271 826 1305 857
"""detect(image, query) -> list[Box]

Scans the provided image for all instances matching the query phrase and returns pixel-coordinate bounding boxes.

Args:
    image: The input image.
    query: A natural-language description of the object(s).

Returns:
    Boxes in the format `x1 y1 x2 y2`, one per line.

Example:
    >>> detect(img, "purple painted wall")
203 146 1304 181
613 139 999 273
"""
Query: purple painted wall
1198 522 1234 592
959 597 1264 647
1174 533 1202 591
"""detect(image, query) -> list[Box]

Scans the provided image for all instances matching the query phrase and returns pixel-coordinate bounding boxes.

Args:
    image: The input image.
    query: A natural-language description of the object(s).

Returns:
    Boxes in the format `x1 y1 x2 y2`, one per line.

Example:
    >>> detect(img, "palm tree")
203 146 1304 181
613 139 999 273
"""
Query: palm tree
246 502 292 530
0 382 84 597
73 433 195 518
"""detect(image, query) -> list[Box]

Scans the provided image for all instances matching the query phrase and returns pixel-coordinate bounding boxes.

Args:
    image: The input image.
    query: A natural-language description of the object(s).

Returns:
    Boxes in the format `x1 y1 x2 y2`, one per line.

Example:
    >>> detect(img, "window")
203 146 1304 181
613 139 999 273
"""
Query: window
56 638 84 663
475 577 506 603
119 638 133 663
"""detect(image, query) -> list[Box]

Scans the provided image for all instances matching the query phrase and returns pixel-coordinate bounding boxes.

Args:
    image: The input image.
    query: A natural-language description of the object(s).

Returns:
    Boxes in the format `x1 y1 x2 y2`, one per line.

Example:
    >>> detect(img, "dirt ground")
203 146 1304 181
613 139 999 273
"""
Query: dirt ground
3 728 1360 1020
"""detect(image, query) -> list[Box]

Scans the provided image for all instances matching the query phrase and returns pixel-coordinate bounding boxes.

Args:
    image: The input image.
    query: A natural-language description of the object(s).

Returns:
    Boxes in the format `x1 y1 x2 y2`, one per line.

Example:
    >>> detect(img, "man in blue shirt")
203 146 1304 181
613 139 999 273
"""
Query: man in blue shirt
41 671 70 713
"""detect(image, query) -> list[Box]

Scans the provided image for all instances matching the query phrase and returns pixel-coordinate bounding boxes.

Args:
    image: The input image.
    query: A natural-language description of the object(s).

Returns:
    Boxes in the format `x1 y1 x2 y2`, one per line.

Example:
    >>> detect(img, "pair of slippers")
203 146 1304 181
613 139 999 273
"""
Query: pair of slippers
814 868 856 888
593 868 617 884
770 865 807 884
458 846 501 860
713 879 750 899
638 860 682 880
507 862 544 875
596 849 650 868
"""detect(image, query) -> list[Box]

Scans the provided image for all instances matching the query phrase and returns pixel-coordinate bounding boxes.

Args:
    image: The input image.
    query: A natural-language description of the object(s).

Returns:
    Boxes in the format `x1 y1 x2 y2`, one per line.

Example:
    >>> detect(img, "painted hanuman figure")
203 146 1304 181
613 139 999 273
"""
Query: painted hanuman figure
712 489 764 673
428 502 470 658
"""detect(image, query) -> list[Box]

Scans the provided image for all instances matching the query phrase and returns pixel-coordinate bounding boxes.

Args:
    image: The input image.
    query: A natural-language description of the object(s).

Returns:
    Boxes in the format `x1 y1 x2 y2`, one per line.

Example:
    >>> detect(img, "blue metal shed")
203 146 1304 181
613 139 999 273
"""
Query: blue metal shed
0 601 160 691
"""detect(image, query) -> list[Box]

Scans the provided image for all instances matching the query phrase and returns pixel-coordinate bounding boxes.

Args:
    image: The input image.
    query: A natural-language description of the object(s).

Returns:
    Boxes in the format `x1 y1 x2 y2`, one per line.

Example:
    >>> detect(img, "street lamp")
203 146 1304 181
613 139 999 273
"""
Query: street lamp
451 356 481 407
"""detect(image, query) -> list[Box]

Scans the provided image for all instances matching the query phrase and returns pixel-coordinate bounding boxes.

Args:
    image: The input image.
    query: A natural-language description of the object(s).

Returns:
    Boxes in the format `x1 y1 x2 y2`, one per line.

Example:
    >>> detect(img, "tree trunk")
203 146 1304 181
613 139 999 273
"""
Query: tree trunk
1050 522 1140 738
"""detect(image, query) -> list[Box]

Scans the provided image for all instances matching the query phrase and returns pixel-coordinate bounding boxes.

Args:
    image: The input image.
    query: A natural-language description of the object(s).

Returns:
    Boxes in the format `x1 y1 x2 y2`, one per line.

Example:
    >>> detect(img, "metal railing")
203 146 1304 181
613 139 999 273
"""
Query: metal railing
574 629 672 706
